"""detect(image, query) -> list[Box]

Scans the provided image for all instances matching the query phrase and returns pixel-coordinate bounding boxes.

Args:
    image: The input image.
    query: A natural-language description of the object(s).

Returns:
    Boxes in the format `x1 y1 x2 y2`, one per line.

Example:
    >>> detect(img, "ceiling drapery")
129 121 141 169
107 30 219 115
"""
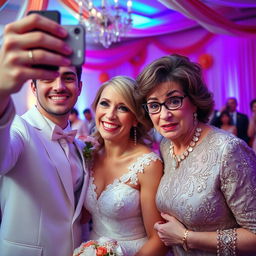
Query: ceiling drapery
22 0 254 71
25 0 49 13
59 0 89 19
159 0 256 38
84 32 214 70
0 0 7 8
205 0 256 8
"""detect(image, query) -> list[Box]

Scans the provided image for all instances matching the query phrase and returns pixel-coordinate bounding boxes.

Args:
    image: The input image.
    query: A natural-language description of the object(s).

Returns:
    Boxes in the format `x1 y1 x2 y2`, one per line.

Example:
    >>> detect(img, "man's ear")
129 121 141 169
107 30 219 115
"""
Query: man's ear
78 81 83 95
31 80 37 96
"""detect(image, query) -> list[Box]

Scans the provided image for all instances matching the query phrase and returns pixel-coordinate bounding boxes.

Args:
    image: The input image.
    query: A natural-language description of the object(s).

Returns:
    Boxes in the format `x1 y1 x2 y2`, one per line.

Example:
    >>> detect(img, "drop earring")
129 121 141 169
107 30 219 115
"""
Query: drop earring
193 112 198 126
133 126 137 145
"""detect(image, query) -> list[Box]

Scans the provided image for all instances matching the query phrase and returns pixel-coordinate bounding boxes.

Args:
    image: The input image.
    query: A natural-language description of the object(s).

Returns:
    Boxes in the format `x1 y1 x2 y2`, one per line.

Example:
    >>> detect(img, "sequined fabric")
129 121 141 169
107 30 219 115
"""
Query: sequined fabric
156 127 256 256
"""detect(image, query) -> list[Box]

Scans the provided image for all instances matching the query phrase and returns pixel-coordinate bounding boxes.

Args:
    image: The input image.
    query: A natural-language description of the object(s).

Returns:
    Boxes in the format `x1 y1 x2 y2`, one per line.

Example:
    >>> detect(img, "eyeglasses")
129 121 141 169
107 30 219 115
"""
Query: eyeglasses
143 95 187 114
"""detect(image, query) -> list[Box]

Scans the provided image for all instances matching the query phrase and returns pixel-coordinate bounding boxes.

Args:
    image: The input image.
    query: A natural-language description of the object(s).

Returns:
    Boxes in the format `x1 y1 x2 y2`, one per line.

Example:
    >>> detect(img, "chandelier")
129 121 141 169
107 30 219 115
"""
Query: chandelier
78 0 133 48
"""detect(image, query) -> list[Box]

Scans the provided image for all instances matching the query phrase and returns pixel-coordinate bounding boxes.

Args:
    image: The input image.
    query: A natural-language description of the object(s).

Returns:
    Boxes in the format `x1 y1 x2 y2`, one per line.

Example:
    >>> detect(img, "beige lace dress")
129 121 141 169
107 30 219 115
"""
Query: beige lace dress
156 127 256 256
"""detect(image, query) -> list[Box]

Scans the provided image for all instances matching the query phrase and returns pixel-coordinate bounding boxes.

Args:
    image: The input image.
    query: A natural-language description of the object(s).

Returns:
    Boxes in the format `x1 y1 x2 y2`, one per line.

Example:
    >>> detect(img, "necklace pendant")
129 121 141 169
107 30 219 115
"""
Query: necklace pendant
169 126 202 168
172 155 179 168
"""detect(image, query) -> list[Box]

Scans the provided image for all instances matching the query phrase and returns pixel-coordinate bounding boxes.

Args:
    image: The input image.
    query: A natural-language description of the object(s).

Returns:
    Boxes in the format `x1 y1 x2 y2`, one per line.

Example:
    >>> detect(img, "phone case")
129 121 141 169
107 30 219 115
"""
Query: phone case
27 10 61 24
63 25 85 66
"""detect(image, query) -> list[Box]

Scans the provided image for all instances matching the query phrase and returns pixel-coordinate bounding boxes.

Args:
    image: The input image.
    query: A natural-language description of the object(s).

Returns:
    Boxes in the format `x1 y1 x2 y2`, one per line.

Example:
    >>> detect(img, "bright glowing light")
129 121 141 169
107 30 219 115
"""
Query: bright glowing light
132 13 162 28
131 1 158 15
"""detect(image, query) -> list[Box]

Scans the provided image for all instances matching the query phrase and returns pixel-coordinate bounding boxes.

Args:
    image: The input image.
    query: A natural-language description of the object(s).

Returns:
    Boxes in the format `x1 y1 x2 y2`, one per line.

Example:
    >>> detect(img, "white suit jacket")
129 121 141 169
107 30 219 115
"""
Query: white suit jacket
0 101 89 256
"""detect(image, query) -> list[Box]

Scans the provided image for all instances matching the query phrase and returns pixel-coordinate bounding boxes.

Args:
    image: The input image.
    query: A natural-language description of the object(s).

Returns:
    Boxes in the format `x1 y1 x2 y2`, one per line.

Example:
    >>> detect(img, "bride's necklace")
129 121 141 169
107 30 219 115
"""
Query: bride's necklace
170 127 202 169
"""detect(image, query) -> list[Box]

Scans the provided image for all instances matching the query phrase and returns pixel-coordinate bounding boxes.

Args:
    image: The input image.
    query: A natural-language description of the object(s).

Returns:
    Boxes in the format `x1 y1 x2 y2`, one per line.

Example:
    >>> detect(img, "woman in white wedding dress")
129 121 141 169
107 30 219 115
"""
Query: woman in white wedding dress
84 76 168 256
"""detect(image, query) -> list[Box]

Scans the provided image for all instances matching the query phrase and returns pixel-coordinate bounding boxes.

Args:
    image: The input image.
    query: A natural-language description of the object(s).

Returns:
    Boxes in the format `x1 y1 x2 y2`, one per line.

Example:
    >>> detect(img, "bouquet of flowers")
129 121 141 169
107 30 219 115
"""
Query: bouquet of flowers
73 237 124 256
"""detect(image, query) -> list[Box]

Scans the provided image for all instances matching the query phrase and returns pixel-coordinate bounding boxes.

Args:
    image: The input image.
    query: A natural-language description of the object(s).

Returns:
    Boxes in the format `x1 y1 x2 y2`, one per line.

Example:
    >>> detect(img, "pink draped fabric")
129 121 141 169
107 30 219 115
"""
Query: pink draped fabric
208 0 256 8
0 0 7 8
25 0 49 12
159 0 256 37
59 0 91 19
9 0 255 118
84 32 214 70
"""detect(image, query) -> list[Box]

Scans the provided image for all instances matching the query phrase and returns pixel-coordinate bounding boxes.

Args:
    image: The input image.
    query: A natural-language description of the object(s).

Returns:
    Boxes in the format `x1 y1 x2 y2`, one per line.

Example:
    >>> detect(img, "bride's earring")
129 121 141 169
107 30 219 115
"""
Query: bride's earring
133 126 137 145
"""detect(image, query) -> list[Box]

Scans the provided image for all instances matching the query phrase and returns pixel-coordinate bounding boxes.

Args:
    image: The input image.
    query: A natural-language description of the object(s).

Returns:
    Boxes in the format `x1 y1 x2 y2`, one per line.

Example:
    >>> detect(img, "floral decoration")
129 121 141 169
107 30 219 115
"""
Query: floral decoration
80 136 99 160
79 136 99 169
73 237 124 256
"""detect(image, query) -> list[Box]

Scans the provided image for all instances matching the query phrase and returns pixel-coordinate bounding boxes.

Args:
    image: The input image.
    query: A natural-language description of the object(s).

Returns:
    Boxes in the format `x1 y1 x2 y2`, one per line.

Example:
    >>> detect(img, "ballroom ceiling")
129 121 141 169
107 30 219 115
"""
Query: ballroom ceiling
0 0 256 48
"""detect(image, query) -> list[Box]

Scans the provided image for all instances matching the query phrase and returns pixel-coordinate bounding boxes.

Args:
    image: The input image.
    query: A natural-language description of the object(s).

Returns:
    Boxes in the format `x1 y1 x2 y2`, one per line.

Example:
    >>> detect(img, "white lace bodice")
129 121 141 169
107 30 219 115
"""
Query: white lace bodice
84 152 161 256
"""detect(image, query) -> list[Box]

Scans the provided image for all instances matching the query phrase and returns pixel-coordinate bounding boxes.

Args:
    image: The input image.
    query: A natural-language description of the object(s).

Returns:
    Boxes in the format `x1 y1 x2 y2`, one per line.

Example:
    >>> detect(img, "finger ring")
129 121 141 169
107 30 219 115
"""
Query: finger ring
28 50 34 64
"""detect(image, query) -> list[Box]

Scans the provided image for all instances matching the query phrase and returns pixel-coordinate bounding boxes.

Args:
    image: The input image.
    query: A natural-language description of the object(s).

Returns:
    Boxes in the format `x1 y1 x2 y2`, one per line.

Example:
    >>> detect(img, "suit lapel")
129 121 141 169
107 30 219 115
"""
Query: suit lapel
73 140 89 221
22 106 75 207
41 137 75 206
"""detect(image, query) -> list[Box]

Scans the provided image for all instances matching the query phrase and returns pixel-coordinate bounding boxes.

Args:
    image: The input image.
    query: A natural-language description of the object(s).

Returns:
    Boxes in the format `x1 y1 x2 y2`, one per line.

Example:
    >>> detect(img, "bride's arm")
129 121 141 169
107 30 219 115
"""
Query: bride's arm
135 159 168 256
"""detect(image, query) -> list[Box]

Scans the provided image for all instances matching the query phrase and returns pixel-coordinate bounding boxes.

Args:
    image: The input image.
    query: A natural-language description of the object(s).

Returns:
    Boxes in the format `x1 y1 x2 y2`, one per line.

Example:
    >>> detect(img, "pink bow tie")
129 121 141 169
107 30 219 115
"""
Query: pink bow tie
51 126 77 143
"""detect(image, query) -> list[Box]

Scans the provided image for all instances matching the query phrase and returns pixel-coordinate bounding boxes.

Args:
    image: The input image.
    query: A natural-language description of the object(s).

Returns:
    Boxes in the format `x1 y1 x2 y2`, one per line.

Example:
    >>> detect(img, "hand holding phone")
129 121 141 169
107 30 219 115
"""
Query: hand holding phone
27 10 85 69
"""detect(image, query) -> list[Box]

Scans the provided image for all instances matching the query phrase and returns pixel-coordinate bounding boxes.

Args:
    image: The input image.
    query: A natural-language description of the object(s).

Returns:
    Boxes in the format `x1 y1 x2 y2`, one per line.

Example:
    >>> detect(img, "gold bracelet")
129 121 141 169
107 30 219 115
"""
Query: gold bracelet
182 229 189 251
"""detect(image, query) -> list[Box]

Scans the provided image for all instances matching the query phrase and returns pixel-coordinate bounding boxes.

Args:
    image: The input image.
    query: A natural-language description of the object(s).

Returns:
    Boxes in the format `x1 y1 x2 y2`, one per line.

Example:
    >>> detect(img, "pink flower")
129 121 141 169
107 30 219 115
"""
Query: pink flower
73 237 124 256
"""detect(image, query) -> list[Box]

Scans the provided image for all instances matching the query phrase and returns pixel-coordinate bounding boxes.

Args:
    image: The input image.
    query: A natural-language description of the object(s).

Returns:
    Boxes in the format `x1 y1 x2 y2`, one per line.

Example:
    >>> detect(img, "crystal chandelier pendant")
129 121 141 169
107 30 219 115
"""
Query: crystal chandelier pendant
78 0 133 48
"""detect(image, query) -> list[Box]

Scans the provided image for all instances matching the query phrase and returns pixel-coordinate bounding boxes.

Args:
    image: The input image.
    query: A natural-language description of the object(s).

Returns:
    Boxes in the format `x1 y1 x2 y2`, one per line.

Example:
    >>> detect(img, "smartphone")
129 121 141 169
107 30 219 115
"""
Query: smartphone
27 10 61 24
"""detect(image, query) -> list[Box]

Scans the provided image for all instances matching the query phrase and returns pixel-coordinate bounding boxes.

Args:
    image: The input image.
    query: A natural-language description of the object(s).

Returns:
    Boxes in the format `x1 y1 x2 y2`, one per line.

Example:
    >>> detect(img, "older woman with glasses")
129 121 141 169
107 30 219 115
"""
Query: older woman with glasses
135 54 256 256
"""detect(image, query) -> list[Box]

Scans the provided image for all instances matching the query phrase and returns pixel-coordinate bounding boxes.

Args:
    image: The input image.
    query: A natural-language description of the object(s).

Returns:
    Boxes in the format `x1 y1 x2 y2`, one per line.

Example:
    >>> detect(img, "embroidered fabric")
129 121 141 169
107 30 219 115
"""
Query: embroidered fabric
84 152 161 256
156 127 256 256
217 228 237 256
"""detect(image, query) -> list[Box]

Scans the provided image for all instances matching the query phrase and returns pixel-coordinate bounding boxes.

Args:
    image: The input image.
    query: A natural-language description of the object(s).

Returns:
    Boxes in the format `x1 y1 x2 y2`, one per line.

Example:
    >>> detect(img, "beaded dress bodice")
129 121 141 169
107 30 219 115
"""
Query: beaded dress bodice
156 128 256 256
84 152 161 256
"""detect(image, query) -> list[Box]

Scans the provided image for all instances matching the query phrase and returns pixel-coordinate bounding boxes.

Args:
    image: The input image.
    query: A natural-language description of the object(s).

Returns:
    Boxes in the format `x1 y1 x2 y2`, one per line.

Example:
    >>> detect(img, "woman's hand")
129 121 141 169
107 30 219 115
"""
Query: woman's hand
154 213 186 247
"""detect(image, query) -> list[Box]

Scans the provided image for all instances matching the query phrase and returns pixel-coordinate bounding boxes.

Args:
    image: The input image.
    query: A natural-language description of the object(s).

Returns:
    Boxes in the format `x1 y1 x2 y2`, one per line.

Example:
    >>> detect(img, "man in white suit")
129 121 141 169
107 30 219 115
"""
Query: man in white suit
0 14 88 256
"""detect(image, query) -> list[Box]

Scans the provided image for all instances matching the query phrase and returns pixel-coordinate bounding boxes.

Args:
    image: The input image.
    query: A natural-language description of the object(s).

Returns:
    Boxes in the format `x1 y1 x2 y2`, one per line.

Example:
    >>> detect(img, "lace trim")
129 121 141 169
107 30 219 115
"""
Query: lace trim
122 152 161 185
90 152 161 201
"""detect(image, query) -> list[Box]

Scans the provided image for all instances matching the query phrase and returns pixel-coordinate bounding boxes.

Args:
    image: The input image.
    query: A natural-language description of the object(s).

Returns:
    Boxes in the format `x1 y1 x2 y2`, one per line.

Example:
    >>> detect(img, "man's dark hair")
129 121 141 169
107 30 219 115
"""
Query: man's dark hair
70 108 79 115
83 108 91 114
76 66 82 82
32 66 82 86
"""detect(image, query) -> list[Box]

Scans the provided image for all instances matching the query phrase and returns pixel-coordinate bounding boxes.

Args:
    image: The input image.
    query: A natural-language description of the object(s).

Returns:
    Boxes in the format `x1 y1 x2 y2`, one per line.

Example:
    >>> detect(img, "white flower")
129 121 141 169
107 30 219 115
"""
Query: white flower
73 237 124 256
83 246 97 256
115 246 124 256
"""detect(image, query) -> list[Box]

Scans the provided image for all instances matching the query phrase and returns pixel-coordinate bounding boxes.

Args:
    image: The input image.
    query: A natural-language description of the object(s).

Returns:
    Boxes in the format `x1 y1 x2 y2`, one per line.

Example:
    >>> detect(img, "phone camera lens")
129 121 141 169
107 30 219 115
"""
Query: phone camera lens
74 27 80 34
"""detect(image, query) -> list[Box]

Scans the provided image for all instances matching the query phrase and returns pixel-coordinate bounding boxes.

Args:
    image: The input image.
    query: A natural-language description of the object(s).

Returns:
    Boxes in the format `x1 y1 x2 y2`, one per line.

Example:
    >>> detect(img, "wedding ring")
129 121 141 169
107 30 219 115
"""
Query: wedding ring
28 50 34 64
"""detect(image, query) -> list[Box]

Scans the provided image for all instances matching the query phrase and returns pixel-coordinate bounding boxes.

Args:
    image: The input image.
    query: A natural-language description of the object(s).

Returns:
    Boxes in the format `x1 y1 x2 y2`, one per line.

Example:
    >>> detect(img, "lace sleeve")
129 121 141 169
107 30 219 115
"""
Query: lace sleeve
120 152 162 185
220 137 256 234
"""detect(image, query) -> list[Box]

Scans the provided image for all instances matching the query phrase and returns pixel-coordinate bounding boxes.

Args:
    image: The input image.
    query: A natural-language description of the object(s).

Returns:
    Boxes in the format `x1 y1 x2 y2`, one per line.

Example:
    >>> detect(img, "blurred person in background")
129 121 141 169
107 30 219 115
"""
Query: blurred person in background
248 99 256 153
69 107 88 139
83 108 96 135
219 110 237 136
